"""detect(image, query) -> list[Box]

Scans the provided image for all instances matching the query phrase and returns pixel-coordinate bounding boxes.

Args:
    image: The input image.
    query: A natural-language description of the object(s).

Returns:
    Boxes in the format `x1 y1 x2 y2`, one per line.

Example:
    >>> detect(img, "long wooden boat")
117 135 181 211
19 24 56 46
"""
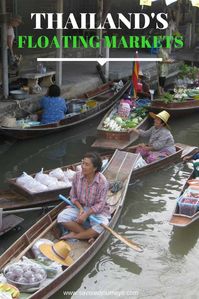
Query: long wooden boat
1 144 194 212
92 101 152 150
0 214 24 236
0 150 140 299
169 170 199 227
149 99 199 118
0 81 130 140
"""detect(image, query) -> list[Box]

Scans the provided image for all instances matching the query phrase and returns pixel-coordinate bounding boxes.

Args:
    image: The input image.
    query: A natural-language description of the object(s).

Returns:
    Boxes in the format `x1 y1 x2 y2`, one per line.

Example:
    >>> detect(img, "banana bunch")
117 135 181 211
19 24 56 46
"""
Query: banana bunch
0 283 20 299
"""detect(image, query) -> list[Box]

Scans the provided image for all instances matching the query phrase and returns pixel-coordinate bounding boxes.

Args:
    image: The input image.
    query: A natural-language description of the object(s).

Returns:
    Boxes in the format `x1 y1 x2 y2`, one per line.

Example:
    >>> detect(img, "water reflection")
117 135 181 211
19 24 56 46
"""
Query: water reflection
169 223 199 256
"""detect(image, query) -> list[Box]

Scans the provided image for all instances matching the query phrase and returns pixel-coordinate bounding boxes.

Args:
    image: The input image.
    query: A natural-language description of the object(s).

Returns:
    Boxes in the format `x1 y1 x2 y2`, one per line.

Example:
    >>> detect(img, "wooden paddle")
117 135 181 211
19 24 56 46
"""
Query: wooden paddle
59 195 143 253
16 219 57 261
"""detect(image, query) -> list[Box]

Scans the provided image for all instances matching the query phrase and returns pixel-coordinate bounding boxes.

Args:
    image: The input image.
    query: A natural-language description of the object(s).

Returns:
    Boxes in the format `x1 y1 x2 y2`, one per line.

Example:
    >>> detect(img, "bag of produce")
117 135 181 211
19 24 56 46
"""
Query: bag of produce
63 169 76 182
49 168 65 180
35 169 58 187
23 179 48 193
16 172 34 187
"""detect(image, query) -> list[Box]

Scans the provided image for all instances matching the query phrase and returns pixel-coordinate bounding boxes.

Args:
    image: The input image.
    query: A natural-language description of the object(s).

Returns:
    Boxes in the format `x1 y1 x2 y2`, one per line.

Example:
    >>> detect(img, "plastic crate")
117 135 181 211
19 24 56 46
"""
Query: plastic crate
177 195 199 216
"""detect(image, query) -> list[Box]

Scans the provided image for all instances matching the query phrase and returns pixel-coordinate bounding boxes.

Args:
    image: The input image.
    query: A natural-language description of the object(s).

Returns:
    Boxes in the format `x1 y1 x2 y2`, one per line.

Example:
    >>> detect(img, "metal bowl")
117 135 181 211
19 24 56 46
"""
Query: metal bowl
10 90 28 100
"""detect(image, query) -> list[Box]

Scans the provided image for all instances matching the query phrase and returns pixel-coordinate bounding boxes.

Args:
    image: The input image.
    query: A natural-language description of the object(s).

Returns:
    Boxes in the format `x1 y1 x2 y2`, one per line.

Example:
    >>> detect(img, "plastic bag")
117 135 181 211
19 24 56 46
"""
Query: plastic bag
24 179 48 193
135 157 148 169
76 165 82 172
49 168 65 180
16 172 34 187
63 169 76 182
35 169 58 187
32 239 54 261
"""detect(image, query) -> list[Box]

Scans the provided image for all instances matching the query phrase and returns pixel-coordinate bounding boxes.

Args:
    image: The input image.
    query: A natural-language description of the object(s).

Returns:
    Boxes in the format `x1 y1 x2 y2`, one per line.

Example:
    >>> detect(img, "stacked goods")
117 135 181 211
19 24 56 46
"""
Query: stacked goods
161 87 199 104
102 107 147 132
15 167 76 193
4 261 46 291
178 180 199 216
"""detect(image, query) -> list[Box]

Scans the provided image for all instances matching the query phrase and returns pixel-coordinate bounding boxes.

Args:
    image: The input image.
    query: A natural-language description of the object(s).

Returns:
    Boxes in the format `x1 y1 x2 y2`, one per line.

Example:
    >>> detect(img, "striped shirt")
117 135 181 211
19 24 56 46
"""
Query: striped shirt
70 171 110 216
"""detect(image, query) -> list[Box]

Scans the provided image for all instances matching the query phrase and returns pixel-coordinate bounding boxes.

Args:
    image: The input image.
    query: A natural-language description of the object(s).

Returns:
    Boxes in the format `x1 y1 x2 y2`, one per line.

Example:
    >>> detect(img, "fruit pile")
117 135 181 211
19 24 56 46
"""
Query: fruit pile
4 261 46 288
0 283 20 298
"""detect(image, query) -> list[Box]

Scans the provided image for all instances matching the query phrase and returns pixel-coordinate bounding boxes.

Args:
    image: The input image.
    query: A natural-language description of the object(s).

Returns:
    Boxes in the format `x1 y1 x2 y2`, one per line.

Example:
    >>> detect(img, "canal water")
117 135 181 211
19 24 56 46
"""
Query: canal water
0 113 199 299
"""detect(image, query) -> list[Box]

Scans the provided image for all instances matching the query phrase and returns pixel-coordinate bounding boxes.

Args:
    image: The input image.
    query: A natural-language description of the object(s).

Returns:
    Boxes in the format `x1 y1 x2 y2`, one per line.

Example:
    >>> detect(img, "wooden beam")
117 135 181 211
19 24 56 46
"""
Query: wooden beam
0 13 10 23
0 1 9 99
56 0 63 87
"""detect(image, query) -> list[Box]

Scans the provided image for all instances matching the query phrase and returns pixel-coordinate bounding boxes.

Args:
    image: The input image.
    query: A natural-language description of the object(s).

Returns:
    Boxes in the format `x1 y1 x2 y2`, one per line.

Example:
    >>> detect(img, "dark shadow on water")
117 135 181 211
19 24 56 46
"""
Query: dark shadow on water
169 221 199 256
110 253 142 275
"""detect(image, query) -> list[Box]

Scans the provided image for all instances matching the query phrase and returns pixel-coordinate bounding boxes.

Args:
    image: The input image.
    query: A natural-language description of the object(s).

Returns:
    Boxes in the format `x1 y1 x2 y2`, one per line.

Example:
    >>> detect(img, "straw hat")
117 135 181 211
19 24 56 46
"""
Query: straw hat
11 15 23 24
149 110 170 128
39 241 74 267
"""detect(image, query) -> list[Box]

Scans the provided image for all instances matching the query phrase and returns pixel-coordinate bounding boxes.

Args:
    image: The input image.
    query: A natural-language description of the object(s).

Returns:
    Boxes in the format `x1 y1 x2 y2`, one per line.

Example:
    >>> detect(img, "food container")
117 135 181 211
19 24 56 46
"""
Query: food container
10 90 28 100
4 263 47 292
86 100 97 109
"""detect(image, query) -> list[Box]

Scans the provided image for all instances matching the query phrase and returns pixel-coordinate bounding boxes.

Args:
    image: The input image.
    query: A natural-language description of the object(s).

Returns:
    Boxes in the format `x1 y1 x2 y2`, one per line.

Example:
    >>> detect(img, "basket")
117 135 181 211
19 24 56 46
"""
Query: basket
177 196 199 216
4 262 47 291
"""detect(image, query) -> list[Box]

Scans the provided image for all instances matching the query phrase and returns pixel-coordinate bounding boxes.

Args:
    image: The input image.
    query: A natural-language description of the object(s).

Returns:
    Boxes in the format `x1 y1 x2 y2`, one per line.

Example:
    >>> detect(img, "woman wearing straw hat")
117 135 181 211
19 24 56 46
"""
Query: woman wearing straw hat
130 110 175 164
57 152 110 244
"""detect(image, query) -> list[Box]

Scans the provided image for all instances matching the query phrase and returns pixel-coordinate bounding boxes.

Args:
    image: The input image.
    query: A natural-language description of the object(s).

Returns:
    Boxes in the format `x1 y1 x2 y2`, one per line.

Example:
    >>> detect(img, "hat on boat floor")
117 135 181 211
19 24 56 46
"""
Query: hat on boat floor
149 110 170 128
39 240 74 266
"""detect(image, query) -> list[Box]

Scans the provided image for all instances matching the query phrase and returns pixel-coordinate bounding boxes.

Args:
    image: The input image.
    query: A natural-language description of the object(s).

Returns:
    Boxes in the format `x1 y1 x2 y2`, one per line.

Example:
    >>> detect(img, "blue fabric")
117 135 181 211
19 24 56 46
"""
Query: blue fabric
40 96 67 124
193 153 199 160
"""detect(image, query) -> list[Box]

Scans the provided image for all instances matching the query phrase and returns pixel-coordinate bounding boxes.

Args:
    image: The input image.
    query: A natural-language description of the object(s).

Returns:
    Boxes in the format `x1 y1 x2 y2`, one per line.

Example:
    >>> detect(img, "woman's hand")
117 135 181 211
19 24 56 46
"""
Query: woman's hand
77 210 88 224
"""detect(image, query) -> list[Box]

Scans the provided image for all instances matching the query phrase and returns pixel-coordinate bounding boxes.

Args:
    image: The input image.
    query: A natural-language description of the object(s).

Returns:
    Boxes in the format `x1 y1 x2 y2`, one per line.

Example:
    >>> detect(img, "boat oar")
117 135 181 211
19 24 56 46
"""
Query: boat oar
59 195 143 253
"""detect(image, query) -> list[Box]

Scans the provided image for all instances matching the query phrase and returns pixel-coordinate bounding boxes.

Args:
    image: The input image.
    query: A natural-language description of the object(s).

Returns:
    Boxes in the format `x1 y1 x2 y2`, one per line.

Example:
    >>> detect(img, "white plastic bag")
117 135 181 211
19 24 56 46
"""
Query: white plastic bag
49 168 65 180
63 169 76 182
76 165 82 172
35 169 58 187
16 172 34 187
24 179 48 193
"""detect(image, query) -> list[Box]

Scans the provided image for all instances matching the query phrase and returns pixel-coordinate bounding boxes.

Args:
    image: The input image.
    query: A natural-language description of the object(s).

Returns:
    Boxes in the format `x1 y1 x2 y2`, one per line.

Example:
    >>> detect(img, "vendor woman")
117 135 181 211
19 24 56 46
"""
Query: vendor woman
57 152 110 243
40 84 67 124
130 110 175 163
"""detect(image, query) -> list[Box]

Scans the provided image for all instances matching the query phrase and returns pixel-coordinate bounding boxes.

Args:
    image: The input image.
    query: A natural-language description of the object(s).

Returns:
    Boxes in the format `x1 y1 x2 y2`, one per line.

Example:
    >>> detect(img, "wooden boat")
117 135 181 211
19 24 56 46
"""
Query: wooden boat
169 170 199 227
149 98 199 118
0 150 140 299
1 144 192 212
92 101 152 150
0 214 24 236
0 81 130 140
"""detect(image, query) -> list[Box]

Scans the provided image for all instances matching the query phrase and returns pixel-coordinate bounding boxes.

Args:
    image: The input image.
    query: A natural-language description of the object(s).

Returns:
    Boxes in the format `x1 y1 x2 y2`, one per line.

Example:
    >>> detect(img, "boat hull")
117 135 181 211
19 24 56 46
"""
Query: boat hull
0 81 130 140
150 99 199 117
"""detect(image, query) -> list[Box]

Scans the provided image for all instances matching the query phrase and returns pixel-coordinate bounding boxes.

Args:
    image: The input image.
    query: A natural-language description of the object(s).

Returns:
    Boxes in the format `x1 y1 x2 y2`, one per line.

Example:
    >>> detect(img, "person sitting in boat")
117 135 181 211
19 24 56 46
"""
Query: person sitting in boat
40 84 68 124
57 152 111 243
137 71 151 98
130 110 175 163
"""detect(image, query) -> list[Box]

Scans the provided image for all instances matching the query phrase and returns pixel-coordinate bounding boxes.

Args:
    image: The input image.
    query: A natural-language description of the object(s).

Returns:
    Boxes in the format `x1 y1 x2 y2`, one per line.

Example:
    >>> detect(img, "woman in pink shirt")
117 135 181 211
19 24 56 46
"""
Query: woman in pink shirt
57 152 110 243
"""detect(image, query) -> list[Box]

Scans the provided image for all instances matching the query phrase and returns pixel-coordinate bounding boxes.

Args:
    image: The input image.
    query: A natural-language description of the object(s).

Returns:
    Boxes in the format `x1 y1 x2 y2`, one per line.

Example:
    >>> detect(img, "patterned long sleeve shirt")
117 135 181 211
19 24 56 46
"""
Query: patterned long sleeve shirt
70 171 110 216
138 126 176 154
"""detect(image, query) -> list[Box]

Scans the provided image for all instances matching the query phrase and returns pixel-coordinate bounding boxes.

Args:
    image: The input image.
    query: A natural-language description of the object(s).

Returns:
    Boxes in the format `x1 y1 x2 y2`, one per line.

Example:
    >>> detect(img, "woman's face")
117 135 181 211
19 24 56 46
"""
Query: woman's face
154 117 164 128
81 157 96 177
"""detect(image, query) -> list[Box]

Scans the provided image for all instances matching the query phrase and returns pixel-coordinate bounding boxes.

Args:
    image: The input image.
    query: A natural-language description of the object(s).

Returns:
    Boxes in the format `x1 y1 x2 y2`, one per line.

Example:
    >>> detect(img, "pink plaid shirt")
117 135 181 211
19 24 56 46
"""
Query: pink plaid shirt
70 171 110 216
